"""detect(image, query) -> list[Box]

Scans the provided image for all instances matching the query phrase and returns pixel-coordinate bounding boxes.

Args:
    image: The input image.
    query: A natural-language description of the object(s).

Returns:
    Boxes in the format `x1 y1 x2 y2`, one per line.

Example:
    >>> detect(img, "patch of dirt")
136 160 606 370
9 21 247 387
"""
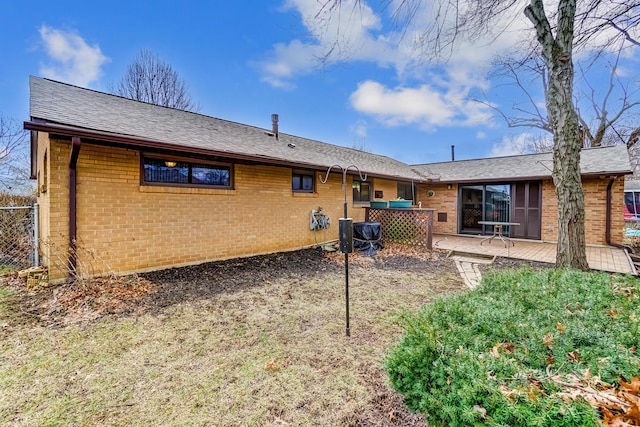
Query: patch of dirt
482 257 554 272
354 364 426 426
140 247 343 310
0 273 156 328
2 245 546 328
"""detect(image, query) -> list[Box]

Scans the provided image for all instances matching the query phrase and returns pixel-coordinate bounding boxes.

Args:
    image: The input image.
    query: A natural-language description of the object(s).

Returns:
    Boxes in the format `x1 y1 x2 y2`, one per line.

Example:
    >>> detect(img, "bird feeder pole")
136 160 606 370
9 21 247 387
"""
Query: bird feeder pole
321 164 367 337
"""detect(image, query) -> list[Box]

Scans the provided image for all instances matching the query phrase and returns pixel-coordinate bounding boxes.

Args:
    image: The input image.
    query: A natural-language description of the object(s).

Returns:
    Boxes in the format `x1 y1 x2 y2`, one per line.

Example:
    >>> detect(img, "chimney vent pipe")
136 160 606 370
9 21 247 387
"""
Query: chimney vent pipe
271 114 279 140
451 144 455 161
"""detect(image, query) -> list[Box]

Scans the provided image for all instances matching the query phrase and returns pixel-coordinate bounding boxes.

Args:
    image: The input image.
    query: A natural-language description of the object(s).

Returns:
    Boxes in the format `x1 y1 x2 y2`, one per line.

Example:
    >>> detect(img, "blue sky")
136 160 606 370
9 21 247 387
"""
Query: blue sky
1 1 638 164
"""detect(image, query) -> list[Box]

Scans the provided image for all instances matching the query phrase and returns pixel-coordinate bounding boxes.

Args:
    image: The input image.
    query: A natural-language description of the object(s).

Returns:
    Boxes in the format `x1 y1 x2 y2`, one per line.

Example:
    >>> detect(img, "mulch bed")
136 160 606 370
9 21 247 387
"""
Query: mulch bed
1 245 548 328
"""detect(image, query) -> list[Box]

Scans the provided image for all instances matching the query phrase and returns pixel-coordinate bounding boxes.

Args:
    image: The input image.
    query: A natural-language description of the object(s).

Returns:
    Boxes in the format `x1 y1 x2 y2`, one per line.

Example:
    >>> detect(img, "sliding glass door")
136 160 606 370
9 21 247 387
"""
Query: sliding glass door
459 182 542 239
459 184 512 236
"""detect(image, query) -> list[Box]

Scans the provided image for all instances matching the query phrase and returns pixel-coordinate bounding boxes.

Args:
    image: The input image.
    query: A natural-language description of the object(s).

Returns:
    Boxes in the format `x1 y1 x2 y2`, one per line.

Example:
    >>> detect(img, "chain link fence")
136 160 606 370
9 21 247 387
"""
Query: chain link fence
0 196 37 274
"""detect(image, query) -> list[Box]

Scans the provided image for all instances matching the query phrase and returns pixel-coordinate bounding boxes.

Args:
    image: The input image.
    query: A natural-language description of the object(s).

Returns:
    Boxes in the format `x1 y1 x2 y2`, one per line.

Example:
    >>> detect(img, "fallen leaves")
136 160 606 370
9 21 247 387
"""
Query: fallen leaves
490 342 515 357
543 333 554 348
497 367 640 426
45 275 156 324
265 360 282 372
596 376 640 426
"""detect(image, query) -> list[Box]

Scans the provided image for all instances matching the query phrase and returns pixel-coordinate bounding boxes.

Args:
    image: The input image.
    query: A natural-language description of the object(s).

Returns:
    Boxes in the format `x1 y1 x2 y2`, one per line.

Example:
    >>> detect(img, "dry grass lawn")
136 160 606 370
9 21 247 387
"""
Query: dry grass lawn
0 246 464 426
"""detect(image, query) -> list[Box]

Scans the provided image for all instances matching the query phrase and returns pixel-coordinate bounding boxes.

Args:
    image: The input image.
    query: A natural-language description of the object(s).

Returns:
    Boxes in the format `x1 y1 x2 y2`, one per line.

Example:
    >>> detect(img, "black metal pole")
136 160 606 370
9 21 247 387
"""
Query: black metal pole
345 251 350 336
321 165 366 339
343 198 350 336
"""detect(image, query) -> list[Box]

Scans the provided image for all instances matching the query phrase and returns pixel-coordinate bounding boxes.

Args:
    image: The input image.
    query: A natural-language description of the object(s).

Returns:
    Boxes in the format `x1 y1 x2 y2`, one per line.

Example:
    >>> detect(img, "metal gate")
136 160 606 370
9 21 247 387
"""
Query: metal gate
0 204 38 273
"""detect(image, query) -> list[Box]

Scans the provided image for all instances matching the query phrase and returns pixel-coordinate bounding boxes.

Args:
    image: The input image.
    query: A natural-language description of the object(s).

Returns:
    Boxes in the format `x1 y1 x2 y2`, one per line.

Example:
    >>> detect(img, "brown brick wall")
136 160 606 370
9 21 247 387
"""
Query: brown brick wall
36 135 70 275
40 136 370 278
416 183 458 234
37 134 627 278
415 179 625 246
541 176 625 245
540 179 557 242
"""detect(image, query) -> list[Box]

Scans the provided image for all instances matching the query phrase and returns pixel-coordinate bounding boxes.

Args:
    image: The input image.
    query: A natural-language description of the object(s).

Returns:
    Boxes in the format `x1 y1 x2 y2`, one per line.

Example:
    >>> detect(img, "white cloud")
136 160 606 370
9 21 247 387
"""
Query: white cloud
476 131 487 139
349 77 494 129
38 25 109 87
256 0 530 134
489 133 532 157
259 0 538 89
257 0 419 88
257 39 324 89
350 81 452 127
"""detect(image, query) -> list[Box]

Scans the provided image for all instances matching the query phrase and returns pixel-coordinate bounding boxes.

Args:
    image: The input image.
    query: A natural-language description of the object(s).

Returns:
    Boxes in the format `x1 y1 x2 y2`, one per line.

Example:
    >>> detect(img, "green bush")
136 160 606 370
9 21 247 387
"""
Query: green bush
385 268 640 427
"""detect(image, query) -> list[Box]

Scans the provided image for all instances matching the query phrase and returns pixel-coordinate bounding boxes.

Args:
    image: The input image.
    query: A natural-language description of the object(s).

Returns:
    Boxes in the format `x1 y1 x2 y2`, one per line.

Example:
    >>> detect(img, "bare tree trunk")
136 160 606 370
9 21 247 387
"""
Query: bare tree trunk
526 0 589 270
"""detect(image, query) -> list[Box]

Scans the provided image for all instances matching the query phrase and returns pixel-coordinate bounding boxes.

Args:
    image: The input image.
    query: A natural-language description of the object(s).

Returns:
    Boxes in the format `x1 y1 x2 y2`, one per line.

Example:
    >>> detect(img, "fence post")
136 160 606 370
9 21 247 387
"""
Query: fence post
34 203 39 267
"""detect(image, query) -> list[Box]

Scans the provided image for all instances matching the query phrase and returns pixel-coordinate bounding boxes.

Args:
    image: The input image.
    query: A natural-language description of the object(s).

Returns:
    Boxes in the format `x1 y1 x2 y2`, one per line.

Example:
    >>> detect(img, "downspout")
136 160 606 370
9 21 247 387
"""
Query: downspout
69 136 81 276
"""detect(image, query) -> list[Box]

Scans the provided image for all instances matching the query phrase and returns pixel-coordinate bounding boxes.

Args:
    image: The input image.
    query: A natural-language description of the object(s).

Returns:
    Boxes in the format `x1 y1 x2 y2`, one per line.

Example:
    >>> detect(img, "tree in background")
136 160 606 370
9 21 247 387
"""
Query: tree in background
484 46 639 151
0 117 33 195
317 0 640 269
112 49 198 112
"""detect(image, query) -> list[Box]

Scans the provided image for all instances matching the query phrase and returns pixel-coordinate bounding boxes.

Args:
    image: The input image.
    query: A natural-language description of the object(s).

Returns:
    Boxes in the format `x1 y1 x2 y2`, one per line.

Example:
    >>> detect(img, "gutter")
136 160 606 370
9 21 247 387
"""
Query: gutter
69 136 81 276
24 120 428 183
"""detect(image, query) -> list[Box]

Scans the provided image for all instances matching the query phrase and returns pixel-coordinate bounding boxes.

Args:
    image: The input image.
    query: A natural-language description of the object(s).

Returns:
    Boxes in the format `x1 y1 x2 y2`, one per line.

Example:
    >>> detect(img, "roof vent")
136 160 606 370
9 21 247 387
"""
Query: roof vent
271 114 279 140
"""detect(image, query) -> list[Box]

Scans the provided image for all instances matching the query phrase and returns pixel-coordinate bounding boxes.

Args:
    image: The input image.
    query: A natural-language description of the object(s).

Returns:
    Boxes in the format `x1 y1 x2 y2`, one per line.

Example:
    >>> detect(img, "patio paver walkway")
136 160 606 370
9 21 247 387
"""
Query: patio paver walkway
433 234 636 275
448 253 493 288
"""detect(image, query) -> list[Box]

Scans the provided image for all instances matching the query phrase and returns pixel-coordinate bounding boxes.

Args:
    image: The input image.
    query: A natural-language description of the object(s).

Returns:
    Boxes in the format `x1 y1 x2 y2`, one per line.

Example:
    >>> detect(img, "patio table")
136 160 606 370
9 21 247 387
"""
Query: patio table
477 221 520 247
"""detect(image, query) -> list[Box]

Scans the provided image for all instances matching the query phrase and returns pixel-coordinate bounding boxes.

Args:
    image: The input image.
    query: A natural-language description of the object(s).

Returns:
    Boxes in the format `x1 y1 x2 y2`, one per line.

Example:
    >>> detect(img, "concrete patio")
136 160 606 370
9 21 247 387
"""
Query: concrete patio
433 234 636 275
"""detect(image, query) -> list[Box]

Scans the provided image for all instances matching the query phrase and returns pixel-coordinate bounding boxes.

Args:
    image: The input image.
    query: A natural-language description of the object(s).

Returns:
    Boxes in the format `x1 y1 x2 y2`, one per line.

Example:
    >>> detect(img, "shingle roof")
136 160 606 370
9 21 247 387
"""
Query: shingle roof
27 76 632 183
28 76 421 181
411 144 632 183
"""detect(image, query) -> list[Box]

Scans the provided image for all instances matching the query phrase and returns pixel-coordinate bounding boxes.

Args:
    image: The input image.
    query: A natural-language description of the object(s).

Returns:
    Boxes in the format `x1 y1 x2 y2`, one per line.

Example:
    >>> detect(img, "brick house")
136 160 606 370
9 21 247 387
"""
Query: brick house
25 77 632 279
412 148 631 245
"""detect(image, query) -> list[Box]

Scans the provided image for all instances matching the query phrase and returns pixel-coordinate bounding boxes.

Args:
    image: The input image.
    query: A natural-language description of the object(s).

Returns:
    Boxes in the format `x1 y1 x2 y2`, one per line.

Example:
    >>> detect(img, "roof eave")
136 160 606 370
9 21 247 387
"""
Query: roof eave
24 120 428 182
433 171 631 184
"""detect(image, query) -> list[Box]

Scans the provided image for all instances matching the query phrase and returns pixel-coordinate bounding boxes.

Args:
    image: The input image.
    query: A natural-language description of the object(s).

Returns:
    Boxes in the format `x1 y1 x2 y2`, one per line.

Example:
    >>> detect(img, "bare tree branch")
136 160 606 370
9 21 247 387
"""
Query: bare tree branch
629 126 640 148
0 117 32 194
112 49 199 112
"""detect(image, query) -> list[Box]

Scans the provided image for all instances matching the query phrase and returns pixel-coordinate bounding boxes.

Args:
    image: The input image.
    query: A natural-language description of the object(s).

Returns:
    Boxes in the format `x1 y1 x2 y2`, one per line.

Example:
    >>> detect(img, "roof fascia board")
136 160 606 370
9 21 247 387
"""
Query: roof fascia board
439 172 630 184
24 120 426 183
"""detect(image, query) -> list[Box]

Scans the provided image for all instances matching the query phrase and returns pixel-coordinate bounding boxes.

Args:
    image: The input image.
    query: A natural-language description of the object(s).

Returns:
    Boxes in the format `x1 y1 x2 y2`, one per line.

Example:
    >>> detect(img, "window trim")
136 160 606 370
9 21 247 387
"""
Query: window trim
397 181 414 202
292 169 316 193
352 179 371 204
141 153 234 189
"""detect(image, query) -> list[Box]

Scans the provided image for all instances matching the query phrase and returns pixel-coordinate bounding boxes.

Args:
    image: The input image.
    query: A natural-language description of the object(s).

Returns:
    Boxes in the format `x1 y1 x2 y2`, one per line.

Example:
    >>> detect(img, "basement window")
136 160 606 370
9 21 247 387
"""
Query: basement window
292 170 315 193
142 156 232 188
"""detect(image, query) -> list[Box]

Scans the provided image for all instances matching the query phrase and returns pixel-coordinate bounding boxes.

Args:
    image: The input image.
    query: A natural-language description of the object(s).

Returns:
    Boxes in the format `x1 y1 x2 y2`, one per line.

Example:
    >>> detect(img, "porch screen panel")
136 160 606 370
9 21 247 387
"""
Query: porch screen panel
527 182 541 239
512 183 527 239
511 181 541 239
